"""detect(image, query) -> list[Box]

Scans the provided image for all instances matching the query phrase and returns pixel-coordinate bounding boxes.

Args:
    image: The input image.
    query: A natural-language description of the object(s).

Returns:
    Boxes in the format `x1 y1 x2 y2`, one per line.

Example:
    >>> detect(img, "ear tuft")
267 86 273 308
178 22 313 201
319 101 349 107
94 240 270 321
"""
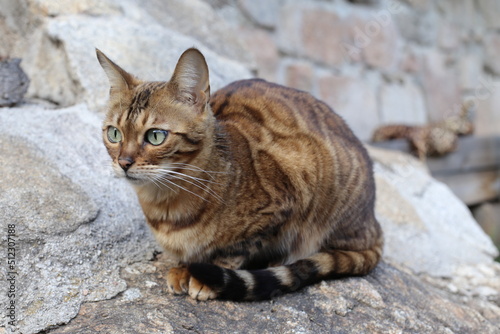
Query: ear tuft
169 48 210 105
96 49 138 91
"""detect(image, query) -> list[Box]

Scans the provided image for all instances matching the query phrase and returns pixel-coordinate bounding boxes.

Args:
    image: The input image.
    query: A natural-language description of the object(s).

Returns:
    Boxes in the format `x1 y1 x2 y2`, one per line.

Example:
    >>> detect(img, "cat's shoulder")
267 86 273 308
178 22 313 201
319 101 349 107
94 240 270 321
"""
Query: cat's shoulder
212 78 274 97
210 79 311 112
216 78 311 96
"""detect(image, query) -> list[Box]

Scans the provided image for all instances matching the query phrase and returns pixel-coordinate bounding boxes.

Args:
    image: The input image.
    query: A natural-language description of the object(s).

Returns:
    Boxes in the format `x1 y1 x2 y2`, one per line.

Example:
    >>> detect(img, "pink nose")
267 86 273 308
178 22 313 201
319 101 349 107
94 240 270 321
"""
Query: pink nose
118 157 134 171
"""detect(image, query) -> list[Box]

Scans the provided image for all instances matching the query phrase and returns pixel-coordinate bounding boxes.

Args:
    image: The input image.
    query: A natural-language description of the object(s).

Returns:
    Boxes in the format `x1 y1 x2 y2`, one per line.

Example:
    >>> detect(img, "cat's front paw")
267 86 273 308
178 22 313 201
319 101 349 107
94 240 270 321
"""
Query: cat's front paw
166 266 218 300
166 266 190 295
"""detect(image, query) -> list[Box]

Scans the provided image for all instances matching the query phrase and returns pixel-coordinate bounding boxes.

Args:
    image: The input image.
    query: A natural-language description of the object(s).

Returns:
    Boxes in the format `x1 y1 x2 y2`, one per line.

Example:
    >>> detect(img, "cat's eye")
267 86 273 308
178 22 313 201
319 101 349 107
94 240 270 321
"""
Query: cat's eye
146 129 168 146
107 126 122 143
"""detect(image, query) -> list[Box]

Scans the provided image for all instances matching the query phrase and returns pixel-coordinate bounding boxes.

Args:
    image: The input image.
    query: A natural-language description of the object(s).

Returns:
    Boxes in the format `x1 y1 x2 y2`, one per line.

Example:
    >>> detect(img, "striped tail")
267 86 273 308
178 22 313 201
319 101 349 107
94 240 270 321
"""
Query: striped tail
187 244 383 301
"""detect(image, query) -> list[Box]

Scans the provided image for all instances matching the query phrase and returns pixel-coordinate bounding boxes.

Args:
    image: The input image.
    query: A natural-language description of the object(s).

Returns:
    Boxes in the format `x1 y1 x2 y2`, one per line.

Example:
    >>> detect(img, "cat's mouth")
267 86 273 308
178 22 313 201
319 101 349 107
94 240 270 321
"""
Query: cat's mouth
125 173 143 183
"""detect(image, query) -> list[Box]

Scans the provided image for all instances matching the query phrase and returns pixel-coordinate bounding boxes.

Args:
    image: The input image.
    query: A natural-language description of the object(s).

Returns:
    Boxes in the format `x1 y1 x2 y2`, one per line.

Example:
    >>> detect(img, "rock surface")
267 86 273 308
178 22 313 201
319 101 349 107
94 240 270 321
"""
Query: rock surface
0 105 158 334
46 258 500 334
370 147 498 277
3 0 253 111
0 59 29 106
0 136 98 235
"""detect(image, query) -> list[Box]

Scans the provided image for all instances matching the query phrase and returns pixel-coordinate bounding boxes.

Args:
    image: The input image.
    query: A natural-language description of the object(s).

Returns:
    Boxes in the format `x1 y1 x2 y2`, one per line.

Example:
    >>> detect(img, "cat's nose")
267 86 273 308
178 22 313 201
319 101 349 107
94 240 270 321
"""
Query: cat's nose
118 157 134 171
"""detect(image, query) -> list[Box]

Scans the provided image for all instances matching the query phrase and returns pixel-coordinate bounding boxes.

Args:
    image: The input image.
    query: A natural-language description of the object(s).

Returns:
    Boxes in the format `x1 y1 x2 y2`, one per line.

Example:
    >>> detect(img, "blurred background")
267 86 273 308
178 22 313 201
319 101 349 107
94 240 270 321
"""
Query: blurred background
1 0 499 254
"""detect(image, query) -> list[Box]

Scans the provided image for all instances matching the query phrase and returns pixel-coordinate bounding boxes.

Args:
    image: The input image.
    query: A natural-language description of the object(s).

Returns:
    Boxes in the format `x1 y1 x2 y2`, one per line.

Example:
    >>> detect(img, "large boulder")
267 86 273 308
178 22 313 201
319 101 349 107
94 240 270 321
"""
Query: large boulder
0 104 157 334
370 147 498 277
41 261 500 334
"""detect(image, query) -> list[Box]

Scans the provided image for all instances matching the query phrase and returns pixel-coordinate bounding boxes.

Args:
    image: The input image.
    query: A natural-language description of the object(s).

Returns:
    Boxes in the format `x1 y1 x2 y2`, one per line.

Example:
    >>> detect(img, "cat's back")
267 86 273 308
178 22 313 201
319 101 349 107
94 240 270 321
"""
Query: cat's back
209 79 373 200
210 79 362 149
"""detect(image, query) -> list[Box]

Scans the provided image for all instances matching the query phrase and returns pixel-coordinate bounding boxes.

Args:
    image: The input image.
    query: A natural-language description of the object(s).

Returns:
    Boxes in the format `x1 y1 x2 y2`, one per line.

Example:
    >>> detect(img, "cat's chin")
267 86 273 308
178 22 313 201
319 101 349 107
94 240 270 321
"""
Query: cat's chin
112 168 148 185
124 174 149 186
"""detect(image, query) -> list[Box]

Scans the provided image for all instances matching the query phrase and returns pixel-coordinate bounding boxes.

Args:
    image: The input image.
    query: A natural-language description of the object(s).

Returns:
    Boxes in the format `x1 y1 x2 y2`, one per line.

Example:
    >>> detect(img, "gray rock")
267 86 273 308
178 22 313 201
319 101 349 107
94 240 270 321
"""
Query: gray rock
369 146 498 277
0 0 34 59
46 257 500 334
464 0 500 29
0 135 98 234
21 0 252 67
393 6 439 46
0 58 29 106
484 32 500 76
0 104 158 334
123 0 253 66
28 0 122 16
238 0 284 28
20 14 252 111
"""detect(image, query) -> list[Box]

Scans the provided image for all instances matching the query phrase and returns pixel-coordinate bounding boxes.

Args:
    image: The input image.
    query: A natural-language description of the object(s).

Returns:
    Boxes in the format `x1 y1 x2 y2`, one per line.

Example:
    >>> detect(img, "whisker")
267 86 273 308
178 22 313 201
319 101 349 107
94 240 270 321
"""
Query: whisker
119 165 225 203
167 164 228 175
157 172 224 203
139 170 177 192
156 169 223 185
157 173 214 198
147 175 163 190
161 162 228 180
146 163 226 203
148 174 176 192
155 175 210 202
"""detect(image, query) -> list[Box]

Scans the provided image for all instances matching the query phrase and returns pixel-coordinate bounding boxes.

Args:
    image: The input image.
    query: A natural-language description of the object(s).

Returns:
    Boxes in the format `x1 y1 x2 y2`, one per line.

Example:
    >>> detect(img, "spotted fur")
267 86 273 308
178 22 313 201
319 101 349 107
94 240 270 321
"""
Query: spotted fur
97 48 383 301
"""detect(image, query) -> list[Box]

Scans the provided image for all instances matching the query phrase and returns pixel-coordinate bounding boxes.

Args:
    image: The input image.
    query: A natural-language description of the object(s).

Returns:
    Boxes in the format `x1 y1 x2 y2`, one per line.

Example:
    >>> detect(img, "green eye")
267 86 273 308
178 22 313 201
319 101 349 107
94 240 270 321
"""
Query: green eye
146 129 168 146
107 126 122 143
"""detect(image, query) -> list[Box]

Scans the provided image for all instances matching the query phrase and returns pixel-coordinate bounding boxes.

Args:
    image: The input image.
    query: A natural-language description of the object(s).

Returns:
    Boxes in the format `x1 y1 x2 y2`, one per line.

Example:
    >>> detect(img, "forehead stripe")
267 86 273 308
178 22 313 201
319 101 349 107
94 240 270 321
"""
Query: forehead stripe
127 87 152 120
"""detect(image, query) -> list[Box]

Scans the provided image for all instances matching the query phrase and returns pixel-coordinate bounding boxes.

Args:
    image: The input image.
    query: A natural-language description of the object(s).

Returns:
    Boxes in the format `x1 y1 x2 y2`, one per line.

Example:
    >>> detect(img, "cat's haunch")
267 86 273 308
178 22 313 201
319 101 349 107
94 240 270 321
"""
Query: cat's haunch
97 48 383 301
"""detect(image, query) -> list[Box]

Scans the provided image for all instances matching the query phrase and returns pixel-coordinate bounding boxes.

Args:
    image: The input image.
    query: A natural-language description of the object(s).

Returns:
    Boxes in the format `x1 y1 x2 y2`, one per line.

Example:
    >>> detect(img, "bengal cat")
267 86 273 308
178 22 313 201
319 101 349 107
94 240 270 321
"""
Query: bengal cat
97 48 383 301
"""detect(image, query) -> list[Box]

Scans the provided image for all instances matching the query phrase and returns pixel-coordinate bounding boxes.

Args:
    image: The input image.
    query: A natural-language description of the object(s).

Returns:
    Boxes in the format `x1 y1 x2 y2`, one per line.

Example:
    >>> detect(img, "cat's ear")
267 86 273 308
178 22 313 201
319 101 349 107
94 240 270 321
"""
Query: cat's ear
169 48 210 106
96 49 138 91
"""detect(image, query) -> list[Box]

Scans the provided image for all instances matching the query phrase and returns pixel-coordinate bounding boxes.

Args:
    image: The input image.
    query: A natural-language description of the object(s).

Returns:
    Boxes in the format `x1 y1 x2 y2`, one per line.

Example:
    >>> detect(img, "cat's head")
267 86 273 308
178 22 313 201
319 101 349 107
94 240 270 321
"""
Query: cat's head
97 48 214 187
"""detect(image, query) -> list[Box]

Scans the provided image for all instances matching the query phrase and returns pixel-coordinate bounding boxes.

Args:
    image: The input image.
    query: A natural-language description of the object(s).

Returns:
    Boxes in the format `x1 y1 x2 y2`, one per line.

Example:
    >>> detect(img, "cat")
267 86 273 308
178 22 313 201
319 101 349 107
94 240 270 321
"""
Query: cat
372 102 474 160
97 48 383 301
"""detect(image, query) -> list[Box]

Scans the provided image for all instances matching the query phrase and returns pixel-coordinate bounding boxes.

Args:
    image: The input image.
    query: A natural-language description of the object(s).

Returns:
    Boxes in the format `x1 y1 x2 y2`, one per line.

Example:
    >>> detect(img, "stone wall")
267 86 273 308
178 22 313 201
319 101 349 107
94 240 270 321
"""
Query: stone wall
0 0 254 111
209 0 500 141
